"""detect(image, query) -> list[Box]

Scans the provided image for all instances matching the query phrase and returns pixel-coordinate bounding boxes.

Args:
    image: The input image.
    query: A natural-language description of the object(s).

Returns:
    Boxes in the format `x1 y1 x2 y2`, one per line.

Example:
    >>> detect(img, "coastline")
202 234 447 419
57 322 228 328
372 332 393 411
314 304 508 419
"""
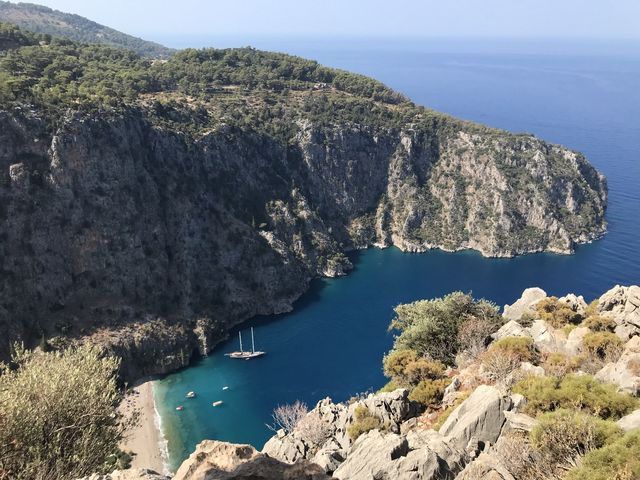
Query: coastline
119 380 169 475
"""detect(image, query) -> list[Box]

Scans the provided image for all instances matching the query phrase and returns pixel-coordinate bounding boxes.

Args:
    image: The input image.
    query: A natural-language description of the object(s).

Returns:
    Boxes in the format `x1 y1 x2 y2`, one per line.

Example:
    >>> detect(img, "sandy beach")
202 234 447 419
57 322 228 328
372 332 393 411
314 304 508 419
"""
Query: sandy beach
119 380 168 474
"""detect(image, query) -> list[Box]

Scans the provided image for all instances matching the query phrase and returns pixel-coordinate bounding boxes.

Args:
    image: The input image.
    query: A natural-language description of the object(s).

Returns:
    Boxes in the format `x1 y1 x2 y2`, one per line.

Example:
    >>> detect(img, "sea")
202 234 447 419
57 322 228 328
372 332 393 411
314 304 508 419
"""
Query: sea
149 36 640 471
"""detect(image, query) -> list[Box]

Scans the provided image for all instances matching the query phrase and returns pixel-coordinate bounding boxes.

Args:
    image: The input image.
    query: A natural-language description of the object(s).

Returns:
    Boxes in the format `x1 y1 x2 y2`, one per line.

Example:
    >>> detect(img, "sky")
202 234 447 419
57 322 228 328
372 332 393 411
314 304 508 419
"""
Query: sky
7 0 640 41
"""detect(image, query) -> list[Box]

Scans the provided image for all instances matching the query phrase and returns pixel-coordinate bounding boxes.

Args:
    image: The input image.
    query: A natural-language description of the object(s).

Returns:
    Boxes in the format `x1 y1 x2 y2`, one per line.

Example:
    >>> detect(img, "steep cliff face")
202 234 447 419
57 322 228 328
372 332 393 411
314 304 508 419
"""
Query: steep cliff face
0 106 606 378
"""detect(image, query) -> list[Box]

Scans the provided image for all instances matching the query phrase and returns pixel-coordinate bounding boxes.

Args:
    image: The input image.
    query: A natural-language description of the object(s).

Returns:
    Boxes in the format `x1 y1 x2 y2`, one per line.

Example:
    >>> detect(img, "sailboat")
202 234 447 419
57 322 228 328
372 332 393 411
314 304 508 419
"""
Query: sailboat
225 327 265 359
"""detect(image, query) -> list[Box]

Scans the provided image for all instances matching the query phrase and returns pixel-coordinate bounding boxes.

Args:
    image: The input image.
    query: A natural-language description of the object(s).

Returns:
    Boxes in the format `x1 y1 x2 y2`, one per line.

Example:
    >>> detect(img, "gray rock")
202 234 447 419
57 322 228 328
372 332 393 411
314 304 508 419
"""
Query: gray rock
503 411 537 432
565 326 591 356
439 385 513 452
617 409 640 432
310 440 345 474
332 430 409 480
528 320 566 353
173 440 329 480
502 288 547 321
455 452 516 480
519 361 545 376
492 320 530 340
595 336 640 394
598 285 640 340
558 293 588 317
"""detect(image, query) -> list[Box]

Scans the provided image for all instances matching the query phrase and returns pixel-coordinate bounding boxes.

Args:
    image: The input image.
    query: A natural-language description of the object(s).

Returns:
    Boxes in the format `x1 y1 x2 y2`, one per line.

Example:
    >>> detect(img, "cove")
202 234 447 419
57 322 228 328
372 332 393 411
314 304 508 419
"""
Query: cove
154 38 640 471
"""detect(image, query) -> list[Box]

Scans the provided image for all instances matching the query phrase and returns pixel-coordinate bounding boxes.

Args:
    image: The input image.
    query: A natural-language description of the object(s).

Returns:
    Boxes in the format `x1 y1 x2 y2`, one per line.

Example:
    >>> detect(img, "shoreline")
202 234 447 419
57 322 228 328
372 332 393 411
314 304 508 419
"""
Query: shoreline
119 380 170 475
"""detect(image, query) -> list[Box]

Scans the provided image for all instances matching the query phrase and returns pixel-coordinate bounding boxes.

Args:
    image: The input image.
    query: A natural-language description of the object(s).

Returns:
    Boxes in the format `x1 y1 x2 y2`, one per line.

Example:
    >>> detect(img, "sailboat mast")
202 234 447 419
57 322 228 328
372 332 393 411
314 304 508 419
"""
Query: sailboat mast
251 327 255 353
239 331 243 352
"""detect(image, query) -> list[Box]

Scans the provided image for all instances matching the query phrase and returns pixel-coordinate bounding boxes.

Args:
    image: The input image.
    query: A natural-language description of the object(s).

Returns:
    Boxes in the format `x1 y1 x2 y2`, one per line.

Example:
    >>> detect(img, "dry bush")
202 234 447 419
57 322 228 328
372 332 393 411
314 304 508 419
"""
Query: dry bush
408 378 450 409
0 344 126 480
481 348 522 384
269 400 308 433
296 411 331 447
582 314 616 332
536 297 583 328
347 405 382 441
456 315 498 359
583 331 624 363
542 352 579 377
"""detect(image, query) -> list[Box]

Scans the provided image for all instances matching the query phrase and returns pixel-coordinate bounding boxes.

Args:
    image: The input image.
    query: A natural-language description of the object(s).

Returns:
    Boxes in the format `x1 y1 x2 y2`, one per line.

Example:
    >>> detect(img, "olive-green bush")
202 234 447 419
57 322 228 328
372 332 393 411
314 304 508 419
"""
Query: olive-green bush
535 297 583 328
0 345 126 480
513 374 636 419
347 405 382 441
583 331 624 361
565 431 640 480
408 378 451 409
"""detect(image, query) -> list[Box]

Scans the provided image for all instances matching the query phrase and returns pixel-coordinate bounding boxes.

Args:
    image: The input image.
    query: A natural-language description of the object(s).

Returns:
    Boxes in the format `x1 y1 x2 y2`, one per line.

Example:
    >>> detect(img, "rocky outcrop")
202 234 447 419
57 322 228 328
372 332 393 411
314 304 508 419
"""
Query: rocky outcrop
502 288 547 321
595 336 640 394
0 105 607 377
617 409 640 432
172 440 329 480
598 285 640 339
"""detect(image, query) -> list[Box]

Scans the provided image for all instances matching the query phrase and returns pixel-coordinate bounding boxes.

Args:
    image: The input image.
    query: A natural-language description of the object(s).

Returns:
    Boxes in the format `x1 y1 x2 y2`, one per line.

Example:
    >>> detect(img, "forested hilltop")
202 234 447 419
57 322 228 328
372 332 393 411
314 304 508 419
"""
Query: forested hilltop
0 23 606 378
0 2 173 58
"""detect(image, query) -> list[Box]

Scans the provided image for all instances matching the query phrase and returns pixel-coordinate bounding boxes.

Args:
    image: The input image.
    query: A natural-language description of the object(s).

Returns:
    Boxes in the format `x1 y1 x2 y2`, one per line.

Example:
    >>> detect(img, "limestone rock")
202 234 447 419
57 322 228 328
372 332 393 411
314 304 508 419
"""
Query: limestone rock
528 320 566 353
503 411 537 432
558 293 588 317
455 452 516 480
332 430 408 480
78 469 170 480
492 320 529 341
565 326 591 356
617 409 640 432
502 288 547 321
173 440 328 480
519 362 545 376
439 385 513 452
595 336 640 394
598 285 640 339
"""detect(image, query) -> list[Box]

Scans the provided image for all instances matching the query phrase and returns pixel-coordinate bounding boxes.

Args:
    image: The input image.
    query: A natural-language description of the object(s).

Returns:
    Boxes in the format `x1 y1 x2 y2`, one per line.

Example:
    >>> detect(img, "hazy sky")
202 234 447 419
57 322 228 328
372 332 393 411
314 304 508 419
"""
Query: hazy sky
9 0 640 40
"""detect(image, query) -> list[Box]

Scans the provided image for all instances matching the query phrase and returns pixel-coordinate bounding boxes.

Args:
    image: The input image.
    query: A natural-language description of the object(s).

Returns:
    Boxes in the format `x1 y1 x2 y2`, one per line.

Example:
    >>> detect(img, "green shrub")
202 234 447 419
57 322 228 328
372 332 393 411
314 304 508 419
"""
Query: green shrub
513 374 636 419
403 358 446 385
389 292 501 364
408 378 450 409
541 352 579 377
582 314 616 332
583 331 624 361
531 409 622 465
347 405 382 441
491 336 537 362
382 349 417 381
0 344 126 480
535 297 583 328
565 431 640 480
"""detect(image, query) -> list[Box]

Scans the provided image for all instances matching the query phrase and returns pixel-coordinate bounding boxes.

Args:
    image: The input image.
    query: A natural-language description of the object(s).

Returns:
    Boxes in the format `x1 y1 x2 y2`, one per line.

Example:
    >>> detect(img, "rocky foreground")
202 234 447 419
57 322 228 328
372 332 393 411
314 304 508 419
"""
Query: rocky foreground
86 285 640 480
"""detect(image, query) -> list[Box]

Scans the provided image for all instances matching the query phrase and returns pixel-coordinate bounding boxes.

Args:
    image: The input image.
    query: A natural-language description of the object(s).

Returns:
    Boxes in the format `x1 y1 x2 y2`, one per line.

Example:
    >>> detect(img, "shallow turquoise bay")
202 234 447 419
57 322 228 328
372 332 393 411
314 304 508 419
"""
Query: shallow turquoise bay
154 38 640 471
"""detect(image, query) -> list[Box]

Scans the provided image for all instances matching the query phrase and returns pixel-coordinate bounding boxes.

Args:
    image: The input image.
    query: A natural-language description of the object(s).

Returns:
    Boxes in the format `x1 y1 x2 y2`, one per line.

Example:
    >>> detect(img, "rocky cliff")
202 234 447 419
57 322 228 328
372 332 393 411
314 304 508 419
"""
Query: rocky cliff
0 26 607 378
0 105 608 378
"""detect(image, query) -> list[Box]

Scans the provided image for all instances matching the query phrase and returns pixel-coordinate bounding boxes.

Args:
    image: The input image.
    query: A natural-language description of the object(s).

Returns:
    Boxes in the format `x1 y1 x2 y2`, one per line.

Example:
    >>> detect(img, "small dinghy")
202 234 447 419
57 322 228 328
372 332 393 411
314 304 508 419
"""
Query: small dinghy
222 386 229 391
186 391 196 398
176 406 184 411
212 401 224 407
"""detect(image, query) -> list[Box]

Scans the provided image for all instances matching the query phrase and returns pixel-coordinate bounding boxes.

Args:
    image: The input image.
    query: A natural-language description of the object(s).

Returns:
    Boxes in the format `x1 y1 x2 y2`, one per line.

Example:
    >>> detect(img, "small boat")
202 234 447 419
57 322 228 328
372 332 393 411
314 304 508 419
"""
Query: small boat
186 391 196 398
222 386 229 390
176 406 184 411
212 401 224 407
225 328 265 360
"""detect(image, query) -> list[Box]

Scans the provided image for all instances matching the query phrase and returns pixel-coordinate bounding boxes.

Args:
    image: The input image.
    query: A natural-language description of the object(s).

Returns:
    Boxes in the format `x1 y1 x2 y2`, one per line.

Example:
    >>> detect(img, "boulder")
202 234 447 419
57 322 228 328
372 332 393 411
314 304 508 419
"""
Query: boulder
78 469 170 480
565 326 591 356
455 452 515 480
598 285 640 339
261 432 308 464
528 320 566 353
502 288 547 321
438 385 513 452
503 411 537 432
519 362 545 376
492 320 529 341
311 440 345 474
595 336 640 395
332 430 409 480
617 409 640 432
173 440 328 480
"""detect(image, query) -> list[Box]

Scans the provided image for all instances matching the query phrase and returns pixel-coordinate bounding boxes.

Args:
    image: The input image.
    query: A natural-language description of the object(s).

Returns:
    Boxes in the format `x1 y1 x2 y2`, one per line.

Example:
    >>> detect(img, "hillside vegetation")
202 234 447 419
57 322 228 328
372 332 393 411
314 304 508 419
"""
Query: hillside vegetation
0 1 173 58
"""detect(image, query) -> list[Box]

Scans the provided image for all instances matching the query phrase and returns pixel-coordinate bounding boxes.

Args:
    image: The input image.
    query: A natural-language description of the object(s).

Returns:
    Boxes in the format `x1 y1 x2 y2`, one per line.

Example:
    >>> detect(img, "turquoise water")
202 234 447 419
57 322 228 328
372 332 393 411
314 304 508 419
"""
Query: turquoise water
154 38 640 471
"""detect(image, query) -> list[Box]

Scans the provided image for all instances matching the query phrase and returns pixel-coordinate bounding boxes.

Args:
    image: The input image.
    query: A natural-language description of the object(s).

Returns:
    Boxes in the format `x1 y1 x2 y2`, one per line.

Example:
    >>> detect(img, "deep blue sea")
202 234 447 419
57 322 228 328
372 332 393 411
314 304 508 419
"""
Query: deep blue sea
152 37 640 471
